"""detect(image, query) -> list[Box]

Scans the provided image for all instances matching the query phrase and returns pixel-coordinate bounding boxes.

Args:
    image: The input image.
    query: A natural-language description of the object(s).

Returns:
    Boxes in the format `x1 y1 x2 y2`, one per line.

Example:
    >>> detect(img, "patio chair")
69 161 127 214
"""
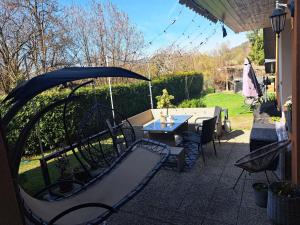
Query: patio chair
194 115 221 144
182 116 217 162
232 140 291 189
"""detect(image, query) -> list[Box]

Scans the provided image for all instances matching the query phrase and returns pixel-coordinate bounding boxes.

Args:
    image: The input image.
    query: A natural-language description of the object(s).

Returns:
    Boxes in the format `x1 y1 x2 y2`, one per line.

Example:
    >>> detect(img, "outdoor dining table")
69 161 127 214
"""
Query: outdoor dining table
142 115 192 146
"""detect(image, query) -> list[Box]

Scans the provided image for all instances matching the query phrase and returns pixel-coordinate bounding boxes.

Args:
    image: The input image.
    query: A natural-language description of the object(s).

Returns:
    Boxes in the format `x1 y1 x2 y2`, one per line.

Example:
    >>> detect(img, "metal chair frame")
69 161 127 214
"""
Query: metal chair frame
232 140 291 189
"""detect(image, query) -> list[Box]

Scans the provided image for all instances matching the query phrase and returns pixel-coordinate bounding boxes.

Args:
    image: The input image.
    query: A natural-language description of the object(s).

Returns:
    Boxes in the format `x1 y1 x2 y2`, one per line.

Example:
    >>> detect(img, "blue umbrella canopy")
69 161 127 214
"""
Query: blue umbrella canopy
2 67 150 126
4 67 149 104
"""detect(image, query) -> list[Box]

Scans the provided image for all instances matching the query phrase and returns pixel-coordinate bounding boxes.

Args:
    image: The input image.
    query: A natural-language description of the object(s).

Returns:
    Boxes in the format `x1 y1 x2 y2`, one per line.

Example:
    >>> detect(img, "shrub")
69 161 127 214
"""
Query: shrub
4 72 203 155
178 98 206 108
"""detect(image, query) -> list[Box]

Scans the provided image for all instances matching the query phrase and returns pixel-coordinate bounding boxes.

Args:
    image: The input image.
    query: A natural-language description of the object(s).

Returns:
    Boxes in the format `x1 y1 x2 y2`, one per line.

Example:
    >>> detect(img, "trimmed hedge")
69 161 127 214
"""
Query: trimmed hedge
5 72 203 155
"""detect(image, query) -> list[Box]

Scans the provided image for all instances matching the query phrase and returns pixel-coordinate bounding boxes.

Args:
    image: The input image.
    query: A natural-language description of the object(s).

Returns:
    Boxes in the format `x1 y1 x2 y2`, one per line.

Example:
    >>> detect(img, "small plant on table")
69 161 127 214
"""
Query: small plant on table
156 88 175 121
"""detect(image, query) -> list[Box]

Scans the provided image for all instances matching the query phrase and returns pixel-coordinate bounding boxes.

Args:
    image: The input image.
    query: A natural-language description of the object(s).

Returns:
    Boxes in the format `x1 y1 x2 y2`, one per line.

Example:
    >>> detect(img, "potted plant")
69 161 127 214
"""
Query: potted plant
156 88 175 121
253 182 268 208
55 154 74 193
283 97 292 132
267 182 300 225
73 166 89 183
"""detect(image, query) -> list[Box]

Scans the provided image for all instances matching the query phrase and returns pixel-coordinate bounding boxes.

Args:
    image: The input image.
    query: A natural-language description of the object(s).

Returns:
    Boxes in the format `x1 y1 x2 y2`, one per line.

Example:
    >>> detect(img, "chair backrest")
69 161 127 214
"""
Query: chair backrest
201 116 217 144
235 140 291 173
105 118 136 154
201 116 217 145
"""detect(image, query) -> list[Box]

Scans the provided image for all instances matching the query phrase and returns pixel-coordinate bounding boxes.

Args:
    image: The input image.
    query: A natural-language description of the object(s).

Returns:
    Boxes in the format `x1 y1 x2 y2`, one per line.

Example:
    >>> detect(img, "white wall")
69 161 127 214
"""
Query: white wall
278 19 292 107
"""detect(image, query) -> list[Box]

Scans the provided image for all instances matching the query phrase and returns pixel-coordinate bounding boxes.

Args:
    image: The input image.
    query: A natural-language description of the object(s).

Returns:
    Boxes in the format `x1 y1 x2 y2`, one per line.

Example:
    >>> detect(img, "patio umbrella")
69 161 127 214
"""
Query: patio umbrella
242 58 263 98
2 67 150 126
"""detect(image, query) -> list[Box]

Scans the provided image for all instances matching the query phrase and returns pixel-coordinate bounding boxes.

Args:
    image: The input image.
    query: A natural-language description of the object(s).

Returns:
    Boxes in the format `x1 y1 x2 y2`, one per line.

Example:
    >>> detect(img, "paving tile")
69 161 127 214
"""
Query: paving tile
167 211 203 225
222 165 245 179
218 175 245 192
201 218 234 225
237 207 273 225
109 132 272 225
122 204 179 222
178 193 210 218
108 211 171 225
212 186 242 204
205 200 240 225
198 164 224 177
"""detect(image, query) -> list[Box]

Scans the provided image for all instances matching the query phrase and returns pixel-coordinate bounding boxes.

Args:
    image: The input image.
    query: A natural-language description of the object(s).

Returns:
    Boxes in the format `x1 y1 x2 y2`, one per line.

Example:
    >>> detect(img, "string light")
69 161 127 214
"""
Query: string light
104 5 221 65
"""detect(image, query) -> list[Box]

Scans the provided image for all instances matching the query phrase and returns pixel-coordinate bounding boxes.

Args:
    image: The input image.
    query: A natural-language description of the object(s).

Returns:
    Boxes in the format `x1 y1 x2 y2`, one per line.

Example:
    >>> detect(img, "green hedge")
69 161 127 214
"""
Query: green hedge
5 72 203 155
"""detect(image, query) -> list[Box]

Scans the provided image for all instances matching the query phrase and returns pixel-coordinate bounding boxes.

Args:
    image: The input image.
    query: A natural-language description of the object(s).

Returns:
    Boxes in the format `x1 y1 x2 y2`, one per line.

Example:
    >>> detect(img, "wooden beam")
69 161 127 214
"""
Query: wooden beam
292 0 300 184
0 127 23 224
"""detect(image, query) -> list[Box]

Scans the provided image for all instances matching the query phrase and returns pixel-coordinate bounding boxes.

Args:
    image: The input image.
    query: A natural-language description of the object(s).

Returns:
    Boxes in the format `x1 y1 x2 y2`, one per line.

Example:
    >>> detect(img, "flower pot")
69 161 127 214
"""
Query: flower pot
253 182 268 208
58 174 74 193
267 182 300 225
73 168 89 183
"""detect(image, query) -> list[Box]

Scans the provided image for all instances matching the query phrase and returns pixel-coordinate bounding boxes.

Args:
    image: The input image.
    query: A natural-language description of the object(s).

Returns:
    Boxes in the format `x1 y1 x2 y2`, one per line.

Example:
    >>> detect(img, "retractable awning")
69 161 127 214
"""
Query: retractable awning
179 0 277 32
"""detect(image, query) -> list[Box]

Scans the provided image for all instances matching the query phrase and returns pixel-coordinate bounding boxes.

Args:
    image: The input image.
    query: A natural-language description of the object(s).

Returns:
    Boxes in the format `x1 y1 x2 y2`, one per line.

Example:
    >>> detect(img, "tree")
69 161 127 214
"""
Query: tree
22 0 73 74
66 1 144 68
0 0 73 93
247 29 265 65
0 1 32 93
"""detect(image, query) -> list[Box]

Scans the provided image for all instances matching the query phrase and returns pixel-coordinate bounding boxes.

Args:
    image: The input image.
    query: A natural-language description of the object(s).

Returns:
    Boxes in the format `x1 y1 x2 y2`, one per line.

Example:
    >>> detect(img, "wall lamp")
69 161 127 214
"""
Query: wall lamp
270 0 295 36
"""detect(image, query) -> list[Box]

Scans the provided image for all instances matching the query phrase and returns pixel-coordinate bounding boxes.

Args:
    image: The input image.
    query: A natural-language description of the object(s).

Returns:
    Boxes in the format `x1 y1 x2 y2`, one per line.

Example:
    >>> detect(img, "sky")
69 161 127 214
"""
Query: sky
60 0 248 55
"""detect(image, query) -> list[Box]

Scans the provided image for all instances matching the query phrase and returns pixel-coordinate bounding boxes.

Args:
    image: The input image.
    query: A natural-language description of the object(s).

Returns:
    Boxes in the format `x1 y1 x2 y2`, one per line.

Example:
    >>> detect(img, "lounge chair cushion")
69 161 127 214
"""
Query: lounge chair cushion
21 145 162 225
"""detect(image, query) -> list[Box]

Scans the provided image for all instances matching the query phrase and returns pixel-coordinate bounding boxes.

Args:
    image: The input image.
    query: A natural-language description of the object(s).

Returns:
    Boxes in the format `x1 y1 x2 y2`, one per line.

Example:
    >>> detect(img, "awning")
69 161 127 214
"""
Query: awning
179 0 277 32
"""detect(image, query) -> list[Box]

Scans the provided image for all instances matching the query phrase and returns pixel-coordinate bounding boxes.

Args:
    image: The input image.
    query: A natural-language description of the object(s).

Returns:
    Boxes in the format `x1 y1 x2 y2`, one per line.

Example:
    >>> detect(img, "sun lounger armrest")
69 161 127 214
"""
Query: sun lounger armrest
49 203 117 225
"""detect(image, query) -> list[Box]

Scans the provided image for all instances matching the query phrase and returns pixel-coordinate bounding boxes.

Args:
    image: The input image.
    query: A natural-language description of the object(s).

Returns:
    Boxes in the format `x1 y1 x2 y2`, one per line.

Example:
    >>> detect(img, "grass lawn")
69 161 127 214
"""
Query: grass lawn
19 151 84 195
19 141 114 195
180 92 254 130
202 92 252 116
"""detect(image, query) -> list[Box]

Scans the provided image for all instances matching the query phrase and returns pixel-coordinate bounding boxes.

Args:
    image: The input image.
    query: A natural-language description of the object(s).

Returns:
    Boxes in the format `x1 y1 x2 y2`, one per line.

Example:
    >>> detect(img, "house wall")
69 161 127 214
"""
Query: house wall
279 19 292 106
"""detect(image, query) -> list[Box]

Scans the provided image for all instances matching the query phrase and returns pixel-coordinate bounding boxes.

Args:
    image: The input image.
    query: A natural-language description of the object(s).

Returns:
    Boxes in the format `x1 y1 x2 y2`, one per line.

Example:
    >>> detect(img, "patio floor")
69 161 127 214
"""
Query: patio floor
107 130 275 225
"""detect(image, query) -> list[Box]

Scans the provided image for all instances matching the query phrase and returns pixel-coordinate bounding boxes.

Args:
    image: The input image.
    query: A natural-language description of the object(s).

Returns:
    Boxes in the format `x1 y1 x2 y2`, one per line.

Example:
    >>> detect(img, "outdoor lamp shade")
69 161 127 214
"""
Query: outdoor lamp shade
270 8 287 35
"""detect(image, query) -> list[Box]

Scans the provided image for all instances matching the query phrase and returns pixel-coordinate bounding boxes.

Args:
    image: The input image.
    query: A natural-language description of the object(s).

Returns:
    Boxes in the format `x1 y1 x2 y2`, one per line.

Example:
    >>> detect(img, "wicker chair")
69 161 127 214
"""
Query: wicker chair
182 116 217 162
233 140 291 189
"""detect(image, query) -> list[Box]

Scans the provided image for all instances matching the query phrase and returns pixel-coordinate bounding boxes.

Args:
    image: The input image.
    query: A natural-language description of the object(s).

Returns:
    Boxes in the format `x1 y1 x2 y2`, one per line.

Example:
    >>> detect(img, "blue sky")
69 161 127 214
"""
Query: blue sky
61 0 248 54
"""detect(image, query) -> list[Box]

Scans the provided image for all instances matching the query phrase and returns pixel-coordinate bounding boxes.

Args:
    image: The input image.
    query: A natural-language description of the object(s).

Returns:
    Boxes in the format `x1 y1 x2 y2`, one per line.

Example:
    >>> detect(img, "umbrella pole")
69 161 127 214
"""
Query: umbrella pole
106 57 115 120
147 62 154 109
